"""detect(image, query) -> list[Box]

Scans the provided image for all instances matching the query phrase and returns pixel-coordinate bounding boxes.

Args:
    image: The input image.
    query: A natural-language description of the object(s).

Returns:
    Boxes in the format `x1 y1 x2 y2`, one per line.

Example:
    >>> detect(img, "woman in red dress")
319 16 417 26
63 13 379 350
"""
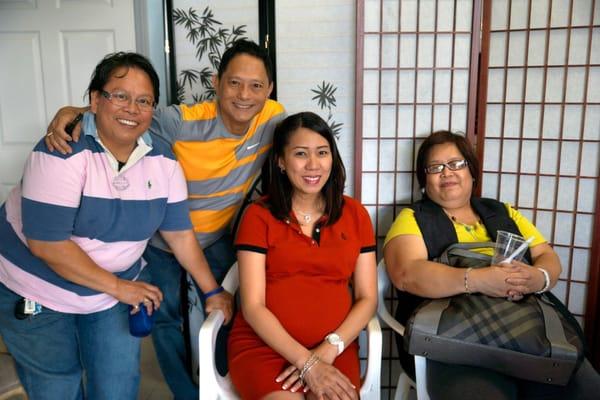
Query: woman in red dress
228 112 377 399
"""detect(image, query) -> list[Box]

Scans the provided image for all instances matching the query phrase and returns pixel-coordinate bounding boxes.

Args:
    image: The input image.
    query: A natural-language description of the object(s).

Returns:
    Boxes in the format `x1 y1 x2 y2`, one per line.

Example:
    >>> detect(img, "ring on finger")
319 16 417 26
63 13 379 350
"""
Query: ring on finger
133 305 140 310
46 131 54 137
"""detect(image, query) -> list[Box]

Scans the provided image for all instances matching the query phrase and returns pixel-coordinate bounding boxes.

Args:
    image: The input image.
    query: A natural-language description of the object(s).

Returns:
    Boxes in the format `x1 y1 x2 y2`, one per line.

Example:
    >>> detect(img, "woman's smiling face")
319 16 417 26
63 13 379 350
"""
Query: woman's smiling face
278 127 333 198
425 142 473 208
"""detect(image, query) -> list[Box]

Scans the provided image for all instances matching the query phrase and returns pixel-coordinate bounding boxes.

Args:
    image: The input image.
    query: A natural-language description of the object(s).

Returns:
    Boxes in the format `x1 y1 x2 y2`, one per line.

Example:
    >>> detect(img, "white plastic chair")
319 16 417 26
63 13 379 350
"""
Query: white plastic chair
377 260 430 400
199 262 382 399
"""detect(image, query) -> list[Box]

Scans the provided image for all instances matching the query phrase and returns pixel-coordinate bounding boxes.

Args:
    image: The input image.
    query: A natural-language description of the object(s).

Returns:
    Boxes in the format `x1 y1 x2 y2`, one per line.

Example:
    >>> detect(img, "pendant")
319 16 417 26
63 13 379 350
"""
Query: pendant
112 174 130 191
303 214 311 224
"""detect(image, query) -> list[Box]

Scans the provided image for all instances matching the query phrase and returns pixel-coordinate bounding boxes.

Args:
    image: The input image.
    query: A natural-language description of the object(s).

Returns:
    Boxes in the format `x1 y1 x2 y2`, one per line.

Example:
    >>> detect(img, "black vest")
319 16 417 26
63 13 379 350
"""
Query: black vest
394 196 532 326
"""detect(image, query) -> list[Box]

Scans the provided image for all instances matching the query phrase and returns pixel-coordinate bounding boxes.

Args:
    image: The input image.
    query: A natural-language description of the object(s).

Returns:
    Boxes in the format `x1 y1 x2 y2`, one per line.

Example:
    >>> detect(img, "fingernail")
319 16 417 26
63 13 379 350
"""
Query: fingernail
275 378 281 382
282 385 287 390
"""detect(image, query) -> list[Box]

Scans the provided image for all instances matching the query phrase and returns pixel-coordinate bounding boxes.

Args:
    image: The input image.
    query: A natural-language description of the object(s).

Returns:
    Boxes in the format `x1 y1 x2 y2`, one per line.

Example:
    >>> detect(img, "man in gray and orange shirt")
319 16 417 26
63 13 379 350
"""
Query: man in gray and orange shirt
45 39 285 400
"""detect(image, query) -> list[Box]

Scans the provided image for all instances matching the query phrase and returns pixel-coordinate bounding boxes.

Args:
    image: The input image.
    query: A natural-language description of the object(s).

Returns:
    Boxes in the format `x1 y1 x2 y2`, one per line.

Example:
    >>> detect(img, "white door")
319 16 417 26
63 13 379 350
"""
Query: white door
0 0 137 202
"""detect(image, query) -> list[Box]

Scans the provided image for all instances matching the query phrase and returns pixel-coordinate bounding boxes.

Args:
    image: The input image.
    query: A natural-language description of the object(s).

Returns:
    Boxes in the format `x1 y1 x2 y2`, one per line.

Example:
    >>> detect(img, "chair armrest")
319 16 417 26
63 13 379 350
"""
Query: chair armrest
376 261 406 336
377 300 406 336
198 264 240 399
359 316 382 399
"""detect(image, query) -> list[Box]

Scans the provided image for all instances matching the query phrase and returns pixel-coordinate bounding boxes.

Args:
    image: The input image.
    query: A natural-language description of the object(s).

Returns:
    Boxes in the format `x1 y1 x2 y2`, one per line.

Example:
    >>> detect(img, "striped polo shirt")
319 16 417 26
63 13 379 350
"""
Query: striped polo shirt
148 99 286 249
0 113 192 313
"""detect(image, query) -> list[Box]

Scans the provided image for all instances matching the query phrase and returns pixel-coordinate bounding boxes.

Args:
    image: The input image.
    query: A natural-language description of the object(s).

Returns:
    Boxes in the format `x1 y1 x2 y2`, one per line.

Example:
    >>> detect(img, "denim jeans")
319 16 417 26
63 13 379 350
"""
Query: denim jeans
141 234 235 400
0 281 140 400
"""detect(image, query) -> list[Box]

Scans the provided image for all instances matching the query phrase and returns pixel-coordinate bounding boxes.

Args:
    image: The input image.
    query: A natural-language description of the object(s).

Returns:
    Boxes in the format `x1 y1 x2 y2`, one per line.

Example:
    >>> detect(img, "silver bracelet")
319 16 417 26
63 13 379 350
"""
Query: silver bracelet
535 267 550 294
299 353 320 385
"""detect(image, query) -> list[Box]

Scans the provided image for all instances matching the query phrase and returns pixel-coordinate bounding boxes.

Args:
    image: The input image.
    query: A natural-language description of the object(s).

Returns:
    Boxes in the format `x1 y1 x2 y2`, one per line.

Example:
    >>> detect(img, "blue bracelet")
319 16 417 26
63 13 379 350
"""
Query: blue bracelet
202 286 224 301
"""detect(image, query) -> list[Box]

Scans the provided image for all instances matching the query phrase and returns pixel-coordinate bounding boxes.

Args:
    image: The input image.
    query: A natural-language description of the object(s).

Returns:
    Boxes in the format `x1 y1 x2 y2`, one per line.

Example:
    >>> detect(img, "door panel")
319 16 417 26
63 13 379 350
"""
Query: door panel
0 0 136 202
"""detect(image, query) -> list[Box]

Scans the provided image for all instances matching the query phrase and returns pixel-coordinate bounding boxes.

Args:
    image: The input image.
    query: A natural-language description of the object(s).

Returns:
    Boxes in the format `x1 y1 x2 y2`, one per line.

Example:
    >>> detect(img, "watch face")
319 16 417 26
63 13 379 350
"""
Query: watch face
327 333 341 344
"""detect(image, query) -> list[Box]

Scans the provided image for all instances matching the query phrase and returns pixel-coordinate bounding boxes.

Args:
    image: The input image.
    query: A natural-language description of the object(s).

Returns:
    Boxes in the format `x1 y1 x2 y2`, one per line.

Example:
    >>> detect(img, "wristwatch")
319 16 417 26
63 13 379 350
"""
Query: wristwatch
325 333 345 355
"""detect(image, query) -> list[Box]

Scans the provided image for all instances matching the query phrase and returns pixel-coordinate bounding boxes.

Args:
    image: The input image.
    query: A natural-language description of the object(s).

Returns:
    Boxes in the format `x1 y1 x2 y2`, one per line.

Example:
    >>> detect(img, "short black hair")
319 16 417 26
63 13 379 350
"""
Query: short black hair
87 52 159 105
416 130 480 189
218 39 273 83
265 112 346 226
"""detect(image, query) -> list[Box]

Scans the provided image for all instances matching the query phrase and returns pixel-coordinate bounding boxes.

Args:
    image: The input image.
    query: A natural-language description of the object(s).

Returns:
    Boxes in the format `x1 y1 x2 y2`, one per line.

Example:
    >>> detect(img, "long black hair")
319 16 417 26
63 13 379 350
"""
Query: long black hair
265 112 346 225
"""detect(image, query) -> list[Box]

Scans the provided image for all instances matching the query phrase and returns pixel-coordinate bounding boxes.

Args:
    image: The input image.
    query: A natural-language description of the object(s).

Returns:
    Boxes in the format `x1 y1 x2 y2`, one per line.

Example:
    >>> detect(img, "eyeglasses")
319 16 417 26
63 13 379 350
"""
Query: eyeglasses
425 159 468 174
101 90 155 111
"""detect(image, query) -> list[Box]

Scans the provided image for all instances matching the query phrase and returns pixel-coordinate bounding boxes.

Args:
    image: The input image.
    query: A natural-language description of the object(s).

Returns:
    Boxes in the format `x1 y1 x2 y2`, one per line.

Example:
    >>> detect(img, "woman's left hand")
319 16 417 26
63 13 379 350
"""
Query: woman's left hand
275 341 339 392
276 365 303 393
204 290 234 324
504 260 546 295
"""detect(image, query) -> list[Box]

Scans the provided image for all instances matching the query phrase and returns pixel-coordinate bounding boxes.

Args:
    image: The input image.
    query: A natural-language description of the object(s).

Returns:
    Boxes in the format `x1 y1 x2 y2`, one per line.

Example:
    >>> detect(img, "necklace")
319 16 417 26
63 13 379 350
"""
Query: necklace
449 215 482 240
294 209 314 225
292 200 324 226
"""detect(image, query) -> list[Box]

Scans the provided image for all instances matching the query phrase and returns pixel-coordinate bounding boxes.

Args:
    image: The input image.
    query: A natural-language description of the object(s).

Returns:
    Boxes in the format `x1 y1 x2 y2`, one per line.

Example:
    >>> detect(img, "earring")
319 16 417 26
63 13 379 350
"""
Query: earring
420 187 425 194
279 166 285 174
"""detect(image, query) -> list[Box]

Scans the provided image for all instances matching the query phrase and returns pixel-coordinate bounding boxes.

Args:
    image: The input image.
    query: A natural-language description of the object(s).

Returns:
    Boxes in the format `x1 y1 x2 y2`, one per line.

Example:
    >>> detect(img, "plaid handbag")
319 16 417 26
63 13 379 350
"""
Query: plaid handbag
404 242 585 385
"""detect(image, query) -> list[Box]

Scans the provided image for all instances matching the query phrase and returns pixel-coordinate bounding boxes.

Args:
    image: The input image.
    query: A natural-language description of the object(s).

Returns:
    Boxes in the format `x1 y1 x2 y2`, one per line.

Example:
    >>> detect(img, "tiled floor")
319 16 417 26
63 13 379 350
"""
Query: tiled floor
139 337 172 400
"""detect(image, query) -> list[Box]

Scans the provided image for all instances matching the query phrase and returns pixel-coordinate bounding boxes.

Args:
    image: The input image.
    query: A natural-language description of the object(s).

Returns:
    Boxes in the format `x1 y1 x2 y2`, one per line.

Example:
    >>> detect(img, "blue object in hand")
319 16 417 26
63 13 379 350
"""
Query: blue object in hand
128 303 154 337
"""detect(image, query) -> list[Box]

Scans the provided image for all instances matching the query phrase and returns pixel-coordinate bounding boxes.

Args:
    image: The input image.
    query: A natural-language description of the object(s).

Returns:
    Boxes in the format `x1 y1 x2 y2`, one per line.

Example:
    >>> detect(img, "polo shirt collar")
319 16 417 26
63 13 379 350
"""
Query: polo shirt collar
82 111 153 174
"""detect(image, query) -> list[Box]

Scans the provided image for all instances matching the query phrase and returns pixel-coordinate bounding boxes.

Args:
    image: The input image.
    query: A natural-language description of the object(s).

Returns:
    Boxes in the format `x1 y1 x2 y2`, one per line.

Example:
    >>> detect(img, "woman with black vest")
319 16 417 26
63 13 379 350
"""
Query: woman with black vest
383 131 599 399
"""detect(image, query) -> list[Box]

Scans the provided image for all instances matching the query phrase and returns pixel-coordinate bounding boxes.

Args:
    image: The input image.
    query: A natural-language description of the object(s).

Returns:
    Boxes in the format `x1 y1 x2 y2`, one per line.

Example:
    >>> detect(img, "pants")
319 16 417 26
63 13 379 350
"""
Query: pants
0 281 140 400
141 234 235 400
426 358 600 400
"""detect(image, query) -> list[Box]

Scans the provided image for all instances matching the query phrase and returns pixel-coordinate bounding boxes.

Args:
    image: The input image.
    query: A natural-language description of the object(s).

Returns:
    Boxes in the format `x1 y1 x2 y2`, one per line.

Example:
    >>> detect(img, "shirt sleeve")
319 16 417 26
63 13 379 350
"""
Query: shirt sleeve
354 200 376 253
384 207 423 246
159 160 193 231
150 105 183 145
235 203 269 254
21 143 86 241
505 203 547 247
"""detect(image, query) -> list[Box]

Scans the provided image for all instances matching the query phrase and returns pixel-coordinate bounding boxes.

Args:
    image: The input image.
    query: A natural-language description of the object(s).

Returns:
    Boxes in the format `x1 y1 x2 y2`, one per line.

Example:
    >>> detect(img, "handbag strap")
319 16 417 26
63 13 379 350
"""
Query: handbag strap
537 297 578 362
411 299 450 335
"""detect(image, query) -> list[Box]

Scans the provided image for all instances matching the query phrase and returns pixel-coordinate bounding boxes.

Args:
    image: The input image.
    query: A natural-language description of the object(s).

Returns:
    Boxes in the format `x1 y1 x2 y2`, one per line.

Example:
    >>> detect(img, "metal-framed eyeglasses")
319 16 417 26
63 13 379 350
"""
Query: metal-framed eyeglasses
101 90 155 111
424 159 468 174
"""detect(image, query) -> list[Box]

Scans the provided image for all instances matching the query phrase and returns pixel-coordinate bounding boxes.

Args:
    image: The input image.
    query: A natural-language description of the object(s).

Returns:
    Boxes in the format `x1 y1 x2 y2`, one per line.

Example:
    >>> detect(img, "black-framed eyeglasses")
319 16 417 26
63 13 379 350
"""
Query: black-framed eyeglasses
101 90 155 111
425 159 468 174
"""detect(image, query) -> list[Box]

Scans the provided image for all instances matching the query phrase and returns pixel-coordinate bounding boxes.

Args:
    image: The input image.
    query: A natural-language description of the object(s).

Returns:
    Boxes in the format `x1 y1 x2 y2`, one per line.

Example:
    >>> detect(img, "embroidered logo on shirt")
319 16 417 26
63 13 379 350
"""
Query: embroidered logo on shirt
112 175 130 191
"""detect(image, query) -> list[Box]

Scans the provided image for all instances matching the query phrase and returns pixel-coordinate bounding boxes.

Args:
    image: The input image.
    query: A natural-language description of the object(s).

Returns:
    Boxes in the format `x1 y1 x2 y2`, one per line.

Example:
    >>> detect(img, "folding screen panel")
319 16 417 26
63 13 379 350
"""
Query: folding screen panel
357 0 600 396
479 0 599 330
356 0 478 396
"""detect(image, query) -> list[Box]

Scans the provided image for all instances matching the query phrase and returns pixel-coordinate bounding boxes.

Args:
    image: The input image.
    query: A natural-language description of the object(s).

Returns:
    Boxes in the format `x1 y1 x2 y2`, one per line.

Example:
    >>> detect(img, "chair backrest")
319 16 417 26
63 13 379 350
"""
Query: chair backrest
376 259 430 400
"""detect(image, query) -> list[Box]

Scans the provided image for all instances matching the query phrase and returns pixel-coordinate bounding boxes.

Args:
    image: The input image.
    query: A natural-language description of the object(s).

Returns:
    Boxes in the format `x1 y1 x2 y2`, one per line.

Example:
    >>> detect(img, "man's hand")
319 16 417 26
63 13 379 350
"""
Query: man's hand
113 279 163 316
45 106 88 154
204 290 234 324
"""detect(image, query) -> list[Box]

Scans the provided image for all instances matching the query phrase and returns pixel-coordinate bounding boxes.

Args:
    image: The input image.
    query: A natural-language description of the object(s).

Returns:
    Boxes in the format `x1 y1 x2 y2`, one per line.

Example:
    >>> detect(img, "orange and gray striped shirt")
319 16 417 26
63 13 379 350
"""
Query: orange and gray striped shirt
149 99 286 249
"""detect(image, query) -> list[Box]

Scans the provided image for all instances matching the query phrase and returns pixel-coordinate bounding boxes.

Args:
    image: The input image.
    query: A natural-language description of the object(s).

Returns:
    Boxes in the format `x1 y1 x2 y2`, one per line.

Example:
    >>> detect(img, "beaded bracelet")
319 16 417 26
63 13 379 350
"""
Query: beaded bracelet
299 353 320 385
464 267 473 294
202 286 224 301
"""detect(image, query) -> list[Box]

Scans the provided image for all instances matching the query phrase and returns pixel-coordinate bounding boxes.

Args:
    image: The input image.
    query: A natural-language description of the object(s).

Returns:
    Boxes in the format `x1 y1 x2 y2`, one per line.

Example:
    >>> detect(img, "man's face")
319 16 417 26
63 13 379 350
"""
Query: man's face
213 53 273 135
